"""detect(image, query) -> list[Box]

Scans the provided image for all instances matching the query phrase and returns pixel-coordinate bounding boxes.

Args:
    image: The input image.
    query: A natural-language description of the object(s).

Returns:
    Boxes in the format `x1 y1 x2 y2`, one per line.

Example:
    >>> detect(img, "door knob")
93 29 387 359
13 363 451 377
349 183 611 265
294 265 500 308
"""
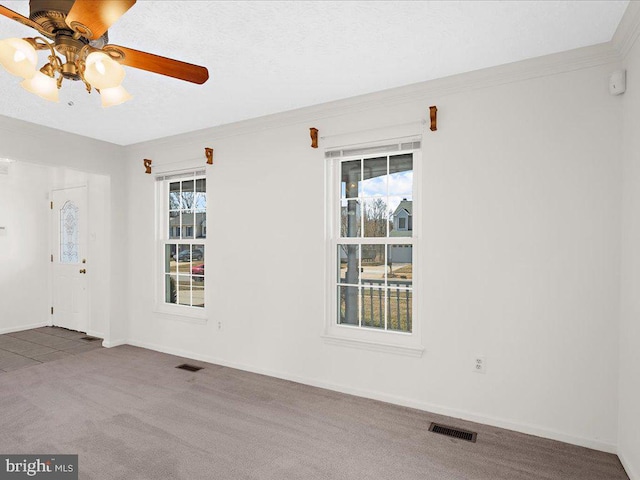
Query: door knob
79 269 86 274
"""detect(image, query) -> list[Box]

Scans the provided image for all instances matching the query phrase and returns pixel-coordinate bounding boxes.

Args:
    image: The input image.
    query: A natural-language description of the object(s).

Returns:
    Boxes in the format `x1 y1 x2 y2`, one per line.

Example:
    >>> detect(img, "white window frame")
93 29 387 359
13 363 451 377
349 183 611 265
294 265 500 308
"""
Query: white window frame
323 140 424 357
154 169 207 321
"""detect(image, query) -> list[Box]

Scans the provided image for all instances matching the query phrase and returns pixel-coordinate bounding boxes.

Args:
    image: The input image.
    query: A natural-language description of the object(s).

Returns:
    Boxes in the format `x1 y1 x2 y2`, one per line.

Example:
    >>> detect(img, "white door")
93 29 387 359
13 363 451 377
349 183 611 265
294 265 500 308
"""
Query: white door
51 186 89 332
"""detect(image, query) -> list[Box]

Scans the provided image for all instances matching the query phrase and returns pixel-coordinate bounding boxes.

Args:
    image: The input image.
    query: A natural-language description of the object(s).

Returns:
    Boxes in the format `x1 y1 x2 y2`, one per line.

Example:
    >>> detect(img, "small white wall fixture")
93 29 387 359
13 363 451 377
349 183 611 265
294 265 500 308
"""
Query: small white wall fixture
610 70 627 95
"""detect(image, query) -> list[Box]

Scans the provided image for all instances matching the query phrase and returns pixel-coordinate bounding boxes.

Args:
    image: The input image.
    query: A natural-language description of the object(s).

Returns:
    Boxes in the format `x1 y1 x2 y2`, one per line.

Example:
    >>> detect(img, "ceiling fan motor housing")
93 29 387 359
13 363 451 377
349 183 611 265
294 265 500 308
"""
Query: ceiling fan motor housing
29 0 108 47
30 0 74 34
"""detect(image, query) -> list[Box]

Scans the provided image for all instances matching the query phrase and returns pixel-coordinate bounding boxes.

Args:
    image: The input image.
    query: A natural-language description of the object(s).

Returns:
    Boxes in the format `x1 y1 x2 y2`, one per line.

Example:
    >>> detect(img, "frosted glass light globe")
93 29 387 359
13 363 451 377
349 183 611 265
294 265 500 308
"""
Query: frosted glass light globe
85 51 125 89
0 38 38 79
100 85 132 107
21 71 59 102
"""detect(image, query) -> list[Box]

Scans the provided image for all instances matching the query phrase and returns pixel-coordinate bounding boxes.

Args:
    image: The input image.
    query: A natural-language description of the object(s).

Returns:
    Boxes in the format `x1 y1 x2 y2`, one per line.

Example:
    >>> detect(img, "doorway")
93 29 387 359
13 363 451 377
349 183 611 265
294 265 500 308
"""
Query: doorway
51 186 89 332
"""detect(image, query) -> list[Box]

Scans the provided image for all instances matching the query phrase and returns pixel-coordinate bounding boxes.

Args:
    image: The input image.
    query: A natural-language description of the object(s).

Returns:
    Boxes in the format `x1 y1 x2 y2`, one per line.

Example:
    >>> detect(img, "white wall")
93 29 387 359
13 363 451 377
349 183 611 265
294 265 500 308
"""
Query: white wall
619 14 640 480
0 16 634 468
0 161 53 332
0 116 127 342
124 48 623 452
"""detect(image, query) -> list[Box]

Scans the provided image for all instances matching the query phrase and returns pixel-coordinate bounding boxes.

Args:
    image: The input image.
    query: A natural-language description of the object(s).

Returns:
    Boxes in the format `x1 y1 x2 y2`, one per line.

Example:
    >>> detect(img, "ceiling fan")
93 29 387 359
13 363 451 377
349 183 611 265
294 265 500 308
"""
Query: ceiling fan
0 0 209 106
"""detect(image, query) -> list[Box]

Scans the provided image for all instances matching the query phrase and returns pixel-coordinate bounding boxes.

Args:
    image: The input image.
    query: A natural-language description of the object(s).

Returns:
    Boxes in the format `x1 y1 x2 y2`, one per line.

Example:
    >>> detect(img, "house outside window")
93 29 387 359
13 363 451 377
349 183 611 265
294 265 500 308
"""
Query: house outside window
394 199 412 232
325 140 421 354
157 170 206 311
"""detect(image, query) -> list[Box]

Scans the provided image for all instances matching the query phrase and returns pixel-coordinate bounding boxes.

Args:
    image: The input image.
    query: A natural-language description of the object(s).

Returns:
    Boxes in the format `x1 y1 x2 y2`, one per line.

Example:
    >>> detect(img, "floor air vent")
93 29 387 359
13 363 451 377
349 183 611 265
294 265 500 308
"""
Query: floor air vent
429 423 477 443
176 364 203 372
80 336 100 342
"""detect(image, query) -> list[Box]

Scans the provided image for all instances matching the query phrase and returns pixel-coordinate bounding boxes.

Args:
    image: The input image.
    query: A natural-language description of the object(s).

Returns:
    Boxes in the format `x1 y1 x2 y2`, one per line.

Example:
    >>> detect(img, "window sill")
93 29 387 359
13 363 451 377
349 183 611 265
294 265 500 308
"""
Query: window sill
321 334 424 357
153 305 207 324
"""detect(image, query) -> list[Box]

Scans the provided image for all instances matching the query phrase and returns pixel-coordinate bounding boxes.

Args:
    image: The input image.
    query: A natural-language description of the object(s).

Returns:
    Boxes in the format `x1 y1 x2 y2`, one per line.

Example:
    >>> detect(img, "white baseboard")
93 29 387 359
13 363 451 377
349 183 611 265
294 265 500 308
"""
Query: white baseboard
102 338 127 348
0 323 48 335
85 329 104 339
619 451 638 480
125 337 617 454
414 402 617 454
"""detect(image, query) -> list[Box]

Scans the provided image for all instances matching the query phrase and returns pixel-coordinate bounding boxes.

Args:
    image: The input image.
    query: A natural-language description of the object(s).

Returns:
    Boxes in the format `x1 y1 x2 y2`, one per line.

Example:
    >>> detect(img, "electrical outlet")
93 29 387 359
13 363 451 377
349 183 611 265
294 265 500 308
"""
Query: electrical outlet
474 356 486 374
218 321 222 330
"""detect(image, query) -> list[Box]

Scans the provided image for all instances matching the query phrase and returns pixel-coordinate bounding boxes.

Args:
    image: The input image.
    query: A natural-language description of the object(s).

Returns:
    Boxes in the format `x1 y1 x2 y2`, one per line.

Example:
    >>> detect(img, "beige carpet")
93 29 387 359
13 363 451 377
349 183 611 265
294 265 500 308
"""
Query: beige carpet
0 344 628 480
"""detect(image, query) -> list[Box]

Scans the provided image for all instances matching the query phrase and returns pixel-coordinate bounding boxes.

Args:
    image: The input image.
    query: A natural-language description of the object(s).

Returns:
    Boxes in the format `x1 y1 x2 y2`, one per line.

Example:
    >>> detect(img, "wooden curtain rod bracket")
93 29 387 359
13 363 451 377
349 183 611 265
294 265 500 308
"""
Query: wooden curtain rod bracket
429 106 438 132
205 147 214 165
310 127 319 149
143 159 152 174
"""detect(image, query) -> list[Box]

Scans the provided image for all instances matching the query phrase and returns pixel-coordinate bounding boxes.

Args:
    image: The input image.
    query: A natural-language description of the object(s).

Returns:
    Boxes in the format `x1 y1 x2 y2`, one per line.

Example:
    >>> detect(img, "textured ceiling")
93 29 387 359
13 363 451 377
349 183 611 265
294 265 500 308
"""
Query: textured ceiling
0 0 630 145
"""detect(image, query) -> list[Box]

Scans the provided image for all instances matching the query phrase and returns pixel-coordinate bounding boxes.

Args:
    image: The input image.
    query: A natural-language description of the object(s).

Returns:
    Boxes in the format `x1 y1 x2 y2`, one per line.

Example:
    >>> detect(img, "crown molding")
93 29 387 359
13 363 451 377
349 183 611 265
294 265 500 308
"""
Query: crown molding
0 113 124 174
613 0 640 59
0 114 122 150
127 41 621 153
0 114 68 142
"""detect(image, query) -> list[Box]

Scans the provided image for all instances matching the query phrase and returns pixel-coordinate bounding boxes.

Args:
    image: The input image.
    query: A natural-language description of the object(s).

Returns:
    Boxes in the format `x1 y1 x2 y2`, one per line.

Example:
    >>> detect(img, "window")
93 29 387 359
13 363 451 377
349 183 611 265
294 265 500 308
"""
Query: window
158 171 206 310
60 201 79 264
331 146 416 336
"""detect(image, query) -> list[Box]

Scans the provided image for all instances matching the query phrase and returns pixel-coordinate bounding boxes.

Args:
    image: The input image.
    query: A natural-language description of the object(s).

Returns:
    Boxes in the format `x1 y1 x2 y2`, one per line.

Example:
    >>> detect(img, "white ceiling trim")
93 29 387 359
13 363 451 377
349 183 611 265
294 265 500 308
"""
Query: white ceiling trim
613 0 640 58
127 40 622 153
0 113 119 147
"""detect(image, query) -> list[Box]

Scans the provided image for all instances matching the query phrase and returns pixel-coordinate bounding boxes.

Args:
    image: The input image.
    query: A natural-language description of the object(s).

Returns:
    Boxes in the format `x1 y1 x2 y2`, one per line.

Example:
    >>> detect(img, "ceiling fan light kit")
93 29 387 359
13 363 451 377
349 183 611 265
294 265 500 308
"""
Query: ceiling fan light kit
0 0 209 107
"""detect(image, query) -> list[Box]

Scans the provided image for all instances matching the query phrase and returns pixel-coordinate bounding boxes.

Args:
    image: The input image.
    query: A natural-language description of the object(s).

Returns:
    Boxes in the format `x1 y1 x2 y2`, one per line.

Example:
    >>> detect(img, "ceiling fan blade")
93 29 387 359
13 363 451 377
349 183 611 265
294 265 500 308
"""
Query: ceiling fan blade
0 4 45 33
104 45 209 85
66 0 136 40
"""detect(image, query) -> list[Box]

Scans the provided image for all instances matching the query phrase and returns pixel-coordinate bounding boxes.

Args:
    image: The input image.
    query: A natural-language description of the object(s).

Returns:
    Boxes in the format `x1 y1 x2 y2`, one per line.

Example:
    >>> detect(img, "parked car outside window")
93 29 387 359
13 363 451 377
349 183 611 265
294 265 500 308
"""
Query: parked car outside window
175 248 204 261
191 264 204 276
